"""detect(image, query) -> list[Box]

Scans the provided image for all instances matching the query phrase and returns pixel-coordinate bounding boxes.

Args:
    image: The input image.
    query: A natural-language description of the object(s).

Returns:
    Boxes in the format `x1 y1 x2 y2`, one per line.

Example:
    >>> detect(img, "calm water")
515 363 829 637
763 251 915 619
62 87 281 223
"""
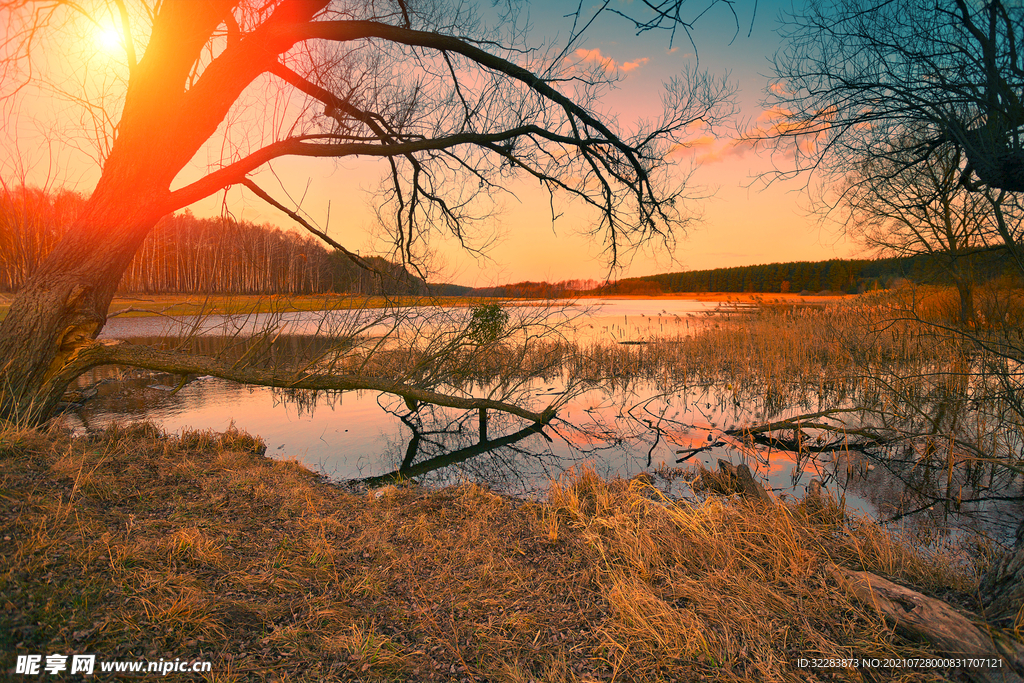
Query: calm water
97 297 733 342
66 372 864 504
65 298 1021 544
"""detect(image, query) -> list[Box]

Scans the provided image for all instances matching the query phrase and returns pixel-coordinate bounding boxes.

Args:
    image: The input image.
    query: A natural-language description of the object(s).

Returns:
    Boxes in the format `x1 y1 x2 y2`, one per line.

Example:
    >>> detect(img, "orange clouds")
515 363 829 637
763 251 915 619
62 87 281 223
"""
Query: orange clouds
660 102 832 166
622 57 650 72
697 137 762 164
666 133 760 165
724 105 833 161
663 102 834 166
574 48 650 75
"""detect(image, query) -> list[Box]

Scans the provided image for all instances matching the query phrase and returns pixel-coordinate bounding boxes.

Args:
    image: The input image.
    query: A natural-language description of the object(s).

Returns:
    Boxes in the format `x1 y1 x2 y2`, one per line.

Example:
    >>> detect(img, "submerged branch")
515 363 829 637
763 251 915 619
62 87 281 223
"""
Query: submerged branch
724 408 889 452
727 408 866 436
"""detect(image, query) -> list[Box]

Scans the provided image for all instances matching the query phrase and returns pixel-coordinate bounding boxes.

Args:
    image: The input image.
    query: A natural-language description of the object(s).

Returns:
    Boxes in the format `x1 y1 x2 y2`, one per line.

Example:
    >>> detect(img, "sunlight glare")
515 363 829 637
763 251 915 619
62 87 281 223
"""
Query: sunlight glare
95 26 121 54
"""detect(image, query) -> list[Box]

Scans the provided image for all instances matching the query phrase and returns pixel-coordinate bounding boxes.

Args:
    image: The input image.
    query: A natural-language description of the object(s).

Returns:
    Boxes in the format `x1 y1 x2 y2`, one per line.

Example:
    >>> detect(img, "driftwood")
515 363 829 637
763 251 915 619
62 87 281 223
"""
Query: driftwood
695 464 1024 678
834 567 1024 683
694 459 738 496
979 518 1024 629
730 408 1024 631
735 463 775 505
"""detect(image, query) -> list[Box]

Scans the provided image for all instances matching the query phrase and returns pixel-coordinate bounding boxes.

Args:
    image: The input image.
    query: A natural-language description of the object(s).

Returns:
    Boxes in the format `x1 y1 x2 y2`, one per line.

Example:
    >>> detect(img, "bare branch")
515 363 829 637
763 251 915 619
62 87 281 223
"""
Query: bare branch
76 339 557 424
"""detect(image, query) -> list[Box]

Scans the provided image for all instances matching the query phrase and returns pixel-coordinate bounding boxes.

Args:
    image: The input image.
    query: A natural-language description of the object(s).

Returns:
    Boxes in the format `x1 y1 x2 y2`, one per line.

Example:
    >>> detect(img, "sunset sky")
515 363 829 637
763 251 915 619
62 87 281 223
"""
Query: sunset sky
4 0 864 287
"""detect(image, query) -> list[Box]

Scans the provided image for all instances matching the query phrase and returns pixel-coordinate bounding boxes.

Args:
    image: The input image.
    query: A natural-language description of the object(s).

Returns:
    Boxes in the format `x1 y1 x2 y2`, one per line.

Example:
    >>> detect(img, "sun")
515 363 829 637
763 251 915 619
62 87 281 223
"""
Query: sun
94 25 122 54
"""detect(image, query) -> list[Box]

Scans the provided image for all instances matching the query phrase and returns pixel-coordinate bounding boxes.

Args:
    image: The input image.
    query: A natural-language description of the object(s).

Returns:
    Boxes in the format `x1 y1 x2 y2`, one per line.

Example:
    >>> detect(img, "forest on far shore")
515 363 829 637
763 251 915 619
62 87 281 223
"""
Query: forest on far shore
3 186 1020 298
0 187 424 296
432 249 1021 298
584 250 1022 296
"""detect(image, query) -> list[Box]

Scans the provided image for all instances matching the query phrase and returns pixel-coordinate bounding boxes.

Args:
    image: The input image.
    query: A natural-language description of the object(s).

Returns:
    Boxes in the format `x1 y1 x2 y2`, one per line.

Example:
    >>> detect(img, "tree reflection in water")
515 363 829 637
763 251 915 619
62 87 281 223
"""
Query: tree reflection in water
354 406 552 491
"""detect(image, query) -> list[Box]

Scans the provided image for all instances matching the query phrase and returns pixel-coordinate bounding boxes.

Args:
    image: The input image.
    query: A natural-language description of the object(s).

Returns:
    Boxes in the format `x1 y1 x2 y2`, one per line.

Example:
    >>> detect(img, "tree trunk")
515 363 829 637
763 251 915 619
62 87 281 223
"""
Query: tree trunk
0 186 165 422
0 0 266 423
955 277 975 327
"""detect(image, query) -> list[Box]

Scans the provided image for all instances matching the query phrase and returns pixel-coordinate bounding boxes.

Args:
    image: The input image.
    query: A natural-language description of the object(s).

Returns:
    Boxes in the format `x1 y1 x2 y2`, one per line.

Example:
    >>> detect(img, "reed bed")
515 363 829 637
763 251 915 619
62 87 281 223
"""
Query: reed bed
125 288 1022 509
111 288 985 406
1 421 975 682
71 287 1024 523
297 296 957 391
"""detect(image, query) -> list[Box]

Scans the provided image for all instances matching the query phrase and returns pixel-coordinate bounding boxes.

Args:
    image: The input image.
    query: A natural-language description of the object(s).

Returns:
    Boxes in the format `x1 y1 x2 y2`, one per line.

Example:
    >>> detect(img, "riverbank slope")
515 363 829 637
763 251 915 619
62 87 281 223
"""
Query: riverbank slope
0 423 1007 681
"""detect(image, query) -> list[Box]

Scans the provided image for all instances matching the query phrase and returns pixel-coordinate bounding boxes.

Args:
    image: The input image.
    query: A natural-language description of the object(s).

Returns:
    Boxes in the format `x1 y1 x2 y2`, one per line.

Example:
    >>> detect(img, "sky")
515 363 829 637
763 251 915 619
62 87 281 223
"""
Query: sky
3 0 864 287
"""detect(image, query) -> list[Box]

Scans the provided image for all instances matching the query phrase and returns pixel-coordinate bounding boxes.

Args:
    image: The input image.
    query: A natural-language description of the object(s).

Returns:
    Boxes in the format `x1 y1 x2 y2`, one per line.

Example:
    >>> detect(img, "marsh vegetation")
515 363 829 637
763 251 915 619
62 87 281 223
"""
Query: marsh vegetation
0 420 990 682
63 289 1024 548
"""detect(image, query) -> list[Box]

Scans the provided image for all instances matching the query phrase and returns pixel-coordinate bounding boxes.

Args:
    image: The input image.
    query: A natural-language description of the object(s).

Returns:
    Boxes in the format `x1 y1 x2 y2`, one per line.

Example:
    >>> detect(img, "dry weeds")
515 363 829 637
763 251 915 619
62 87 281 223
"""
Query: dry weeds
0 421 987 682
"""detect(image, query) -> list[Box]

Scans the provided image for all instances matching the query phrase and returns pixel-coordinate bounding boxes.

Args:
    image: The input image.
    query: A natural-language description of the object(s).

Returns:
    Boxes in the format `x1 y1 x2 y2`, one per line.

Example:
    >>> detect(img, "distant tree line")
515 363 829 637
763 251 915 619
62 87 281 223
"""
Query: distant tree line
5 187 1016 299
0 187 422 295
433 252 1020 300
430 279 603 298
597 251 1019 296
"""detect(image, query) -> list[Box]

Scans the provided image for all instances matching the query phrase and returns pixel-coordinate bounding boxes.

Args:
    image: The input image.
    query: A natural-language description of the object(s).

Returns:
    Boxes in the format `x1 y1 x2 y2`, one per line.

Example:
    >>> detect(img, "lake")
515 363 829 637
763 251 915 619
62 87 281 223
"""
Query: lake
63 297 1022 545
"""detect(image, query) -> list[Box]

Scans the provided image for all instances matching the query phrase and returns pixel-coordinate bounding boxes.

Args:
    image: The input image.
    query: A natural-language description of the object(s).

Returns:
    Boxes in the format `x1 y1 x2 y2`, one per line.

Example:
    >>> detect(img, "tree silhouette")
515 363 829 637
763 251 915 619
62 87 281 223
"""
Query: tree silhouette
843 141 1011 326
766 0 1024 196
769 0 1024 629
0 0 736 422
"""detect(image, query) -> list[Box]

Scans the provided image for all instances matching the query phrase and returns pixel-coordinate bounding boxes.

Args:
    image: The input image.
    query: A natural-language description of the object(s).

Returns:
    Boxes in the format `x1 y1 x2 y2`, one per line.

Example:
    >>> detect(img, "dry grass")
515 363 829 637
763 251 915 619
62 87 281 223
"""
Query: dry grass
278 285 1021 405
1 421 984 682
537 292 970 409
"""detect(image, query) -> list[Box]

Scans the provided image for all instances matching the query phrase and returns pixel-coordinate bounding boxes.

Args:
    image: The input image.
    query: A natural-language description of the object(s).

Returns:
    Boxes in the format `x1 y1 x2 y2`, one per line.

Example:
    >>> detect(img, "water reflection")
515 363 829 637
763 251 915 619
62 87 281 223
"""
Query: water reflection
62 300 1024 547
353 408 560 493
98 297 733 345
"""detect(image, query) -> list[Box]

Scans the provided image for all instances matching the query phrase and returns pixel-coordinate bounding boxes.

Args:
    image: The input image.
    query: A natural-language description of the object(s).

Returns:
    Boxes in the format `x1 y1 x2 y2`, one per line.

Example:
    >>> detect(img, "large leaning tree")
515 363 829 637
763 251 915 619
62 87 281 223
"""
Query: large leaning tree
766 0 1024 630
0 0 737 424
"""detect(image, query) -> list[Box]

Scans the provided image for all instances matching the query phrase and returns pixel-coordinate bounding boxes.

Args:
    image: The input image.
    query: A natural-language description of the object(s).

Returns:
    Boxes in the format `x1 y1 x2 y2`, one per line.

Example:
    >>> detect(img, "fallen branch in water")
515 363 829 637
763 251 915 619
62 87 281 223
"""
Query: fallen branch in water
67 340 558 425
724 407 888 452
675 440 725 463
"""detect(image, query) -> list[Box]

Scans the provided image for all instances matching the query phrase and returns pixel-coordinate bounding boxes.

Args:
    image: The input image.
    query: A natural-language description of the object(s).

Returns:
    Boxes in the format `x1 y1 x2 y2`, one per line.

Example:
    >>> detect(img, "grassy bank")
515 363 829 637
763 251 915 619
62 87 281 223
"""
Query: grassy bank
2 422 985 682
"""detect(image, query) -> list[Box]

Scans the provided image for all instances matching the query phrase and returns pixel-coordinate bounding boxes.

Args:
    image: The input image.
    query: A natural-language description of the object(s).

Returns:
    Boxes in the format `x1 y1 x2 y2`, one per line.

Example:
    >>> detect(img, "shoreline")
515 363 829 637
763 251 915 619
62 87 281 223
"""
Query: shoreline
574 291 853 304
0 291 853 321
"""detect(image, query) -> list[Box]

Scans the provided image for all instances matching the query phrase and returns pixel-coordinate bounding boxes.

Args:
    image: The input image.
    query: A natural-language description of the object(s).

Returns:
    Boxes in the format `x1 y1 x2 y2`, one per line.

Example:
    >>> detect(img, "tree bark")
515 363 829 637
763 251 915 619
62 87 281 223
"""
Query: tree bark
980 518 1024 631
836 566 1024 683
0 187 165 421
955 277 976 327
